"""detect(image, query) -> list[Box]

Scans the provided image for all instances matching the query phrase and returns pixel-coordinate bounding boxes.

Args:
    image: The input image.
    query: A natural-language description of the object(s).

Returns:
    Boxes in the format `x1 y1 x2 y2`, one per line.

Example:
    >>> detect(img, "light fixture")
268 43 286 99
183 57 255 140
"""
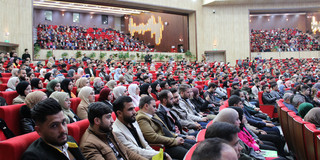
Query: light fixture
62 13 64 16
5 32 9 36
286 18 289 21
90 15 93 19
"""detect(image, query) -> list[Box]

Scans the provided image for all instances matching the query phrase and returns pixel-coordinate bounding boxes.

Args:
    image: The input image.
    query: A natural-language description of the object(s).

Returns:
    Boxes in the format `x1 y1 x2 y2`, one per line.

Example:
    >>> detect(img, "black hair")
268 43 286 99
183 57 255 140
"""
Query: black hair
229 106 244 130
231 89 241 96
170 81 177 86
160 81 167 88
191 138 228 160
88 102 113 125
112 96 133 116
178 84 190 93
170 88 178 95
270 82 277 89
31 98 62 124
228 95 241 106
262 85 269 91
208 82 217 89
205 121 240 142
139 96 154 109
158 90 170 103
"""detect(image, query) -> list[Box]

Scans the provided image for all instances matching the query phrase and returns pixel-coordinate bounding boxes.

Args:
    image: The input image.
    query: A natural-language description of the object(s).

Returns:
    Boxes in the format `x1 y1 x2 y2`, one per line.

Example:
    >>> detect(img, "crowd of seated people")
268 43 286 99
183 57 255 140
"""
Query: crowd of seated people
250 28 320 52
2 51 320 159
36 24 154 52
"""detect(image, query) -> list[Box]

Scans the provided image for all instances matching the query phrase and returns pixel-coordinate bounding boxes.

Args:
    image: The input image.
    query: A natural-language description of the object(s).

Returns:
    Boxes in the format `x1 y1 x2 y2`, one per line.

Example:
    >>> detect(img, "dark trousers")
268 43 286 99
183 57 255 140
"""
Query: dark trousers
166 141 193 160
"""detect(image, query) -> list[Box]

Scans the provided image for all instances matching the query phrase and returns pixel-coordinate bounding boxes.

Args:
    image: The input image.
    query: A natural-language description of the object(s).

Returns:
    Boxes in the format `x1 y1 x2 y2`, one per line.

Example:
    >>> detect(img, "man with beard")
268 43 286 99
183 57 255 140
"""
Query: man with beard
22 98 85 160
80 102 146 160
154 73 164 84
157 89 197 144
18 69 27 81
112 96 171 160
136 96 192 160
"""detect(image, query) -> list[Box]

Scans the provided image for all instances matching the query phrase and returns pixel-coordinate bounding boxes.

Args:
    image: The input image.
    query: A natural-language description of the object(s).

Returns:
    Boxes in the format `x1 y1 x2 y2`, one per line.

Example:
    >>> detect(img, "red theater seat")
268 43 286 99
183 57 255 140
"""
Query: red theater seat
67 119 90 143
304 123 320 160
1 73 12 77
0 77 10 83
196 129 206 142
0 131 40 160
258 91 276 118
291 115 308 159
70 97 81 112
0 84 7 91
183 143 198 160
0 104 25 136
0 91 18 105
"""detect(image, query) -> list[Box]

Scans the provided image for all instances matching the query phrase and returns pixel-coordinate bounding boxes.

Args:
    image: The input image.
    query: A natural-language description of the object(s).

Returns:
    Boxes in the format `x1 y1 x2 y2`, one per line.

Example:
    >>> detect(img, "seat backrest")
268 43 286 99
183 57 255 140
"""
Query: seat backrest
0 91 19 105
70 97 81 112
304 123 320 160
0 84 7 91
196 129 206 142
317 135 320 160
0 131 39 160
280 108 293 151
227 88 231 98
258 91 264 105
292 116 308 160
0 104 25 135
67 122 80 144
183 143 198 160
76 119 89 141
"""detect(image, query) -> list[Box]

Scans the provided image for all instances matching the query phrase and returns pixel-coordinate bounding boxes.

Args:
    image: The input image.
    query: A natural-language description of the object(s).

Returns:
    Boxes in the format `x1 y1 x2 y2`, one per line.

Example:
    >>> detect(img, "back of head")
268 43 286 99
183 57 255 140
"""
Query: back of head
191 138 229 160
213 108 238 124
298 102 314 118
31 98 62 124
88 102 112 126
25 91 47 109
205 121 240 141
292 94 305 107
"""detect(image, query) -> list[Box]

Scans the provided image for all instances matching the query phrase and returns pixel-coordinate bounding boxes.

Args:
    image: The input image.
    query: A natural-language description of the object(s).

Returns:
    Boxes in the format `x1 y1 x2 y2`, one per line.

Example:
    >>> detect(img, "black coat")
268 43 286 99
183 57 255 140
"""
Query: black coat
22 136 85 160
156 105 185 137
84 67 96 77
19 105 35 134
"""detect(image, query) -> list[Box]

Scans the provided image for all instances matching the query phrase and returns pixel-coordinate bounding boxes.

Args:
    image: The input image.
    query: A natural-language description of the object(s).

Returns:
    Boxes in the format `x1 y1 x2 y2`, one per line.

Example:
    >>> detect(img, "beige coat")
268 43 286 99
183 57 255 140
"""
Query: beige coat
80 126 147 160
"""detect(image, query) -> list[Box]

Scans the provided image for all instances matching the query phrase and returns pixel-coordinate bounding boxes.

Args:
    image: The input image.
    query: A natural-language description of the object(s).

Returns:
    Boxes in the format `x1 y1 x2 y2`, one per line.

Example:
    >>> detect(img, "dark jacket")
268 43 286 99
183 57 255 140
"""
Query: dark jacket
84 67 96 77
19 105 35 134
243 108 266 128
22 136 85 160
190 97 210 112
0 118 15 140
262 92 276 105
156 105 185 138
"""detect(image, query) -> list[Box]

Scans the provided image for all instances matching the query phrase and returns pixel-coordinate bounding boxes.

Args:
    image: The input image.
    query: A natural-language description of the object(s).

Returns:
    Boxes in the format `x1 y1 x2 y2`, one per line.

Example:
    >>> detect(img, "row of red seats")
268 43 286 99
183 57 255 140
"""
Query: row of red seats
277 99 320 160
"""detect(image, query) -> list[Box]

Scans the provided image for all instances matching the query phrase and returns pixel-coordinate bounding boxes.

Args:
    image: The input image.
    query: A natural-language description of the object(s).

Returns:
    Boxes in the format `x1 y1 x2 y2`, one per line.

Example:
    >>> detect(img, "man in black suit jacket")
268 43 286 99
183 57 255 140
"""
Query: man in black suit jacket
84 62 96 77
156 89 196 145
22 98 85 160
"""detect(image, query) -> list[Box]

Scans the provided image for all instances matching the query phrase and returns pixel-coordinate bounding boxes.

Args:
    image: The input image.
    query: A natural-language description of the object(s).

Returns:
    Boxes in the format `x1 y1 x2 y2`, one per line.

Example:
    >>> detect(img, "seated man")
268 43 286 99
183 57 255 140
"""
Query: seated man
203 83 221 107
282 93 294 110
290 94 306 115
156 89 197 144
191 138 238 160
178 84 209 127
136 96 193 160
269 83 282 100
112 96 171 160
80 102 146 160
22 98 85 160
262 85 276 105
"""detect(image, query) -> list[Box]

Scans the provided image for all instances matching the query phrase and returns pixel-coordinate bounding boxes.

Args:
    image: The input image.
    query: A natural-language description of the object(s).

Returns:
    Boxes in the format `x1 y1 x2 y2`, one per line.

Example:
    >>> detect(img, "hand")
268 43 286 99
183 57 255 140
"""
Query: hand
195 122 202 130
175 137 184 145
201 117 208 122
165 153 172 160
186 135 196 140
254 108 260 111
266 123 275 127
259 130 267 135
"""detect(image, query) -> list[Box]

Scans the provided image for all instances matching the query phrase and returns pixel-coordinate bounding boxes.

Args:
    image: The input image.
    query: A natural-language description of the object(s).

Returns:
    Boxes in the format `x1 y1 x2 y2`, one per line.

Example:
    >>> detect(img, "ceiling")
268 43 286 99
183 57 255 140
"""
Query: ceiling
203 0 320 6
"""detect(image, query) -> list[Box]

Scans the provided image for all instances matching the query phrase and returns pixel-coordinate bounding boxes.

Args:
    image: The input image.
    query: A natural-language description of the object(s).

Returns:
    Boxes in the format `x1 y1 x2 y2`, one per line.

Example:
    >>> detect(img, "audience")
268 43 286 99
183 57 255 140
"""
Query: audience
6 77 19 91
77 86 95 119
13 81 32 104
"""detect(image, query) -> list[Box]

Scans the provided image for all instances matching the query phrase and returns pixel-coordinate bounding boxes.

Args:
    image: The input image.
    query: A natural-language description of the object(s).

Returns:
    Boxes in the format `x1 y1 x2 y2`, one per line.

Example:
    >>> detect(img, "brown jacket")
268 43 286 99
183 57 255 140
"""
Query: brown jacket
77 101 88 120
80 126 147 160
136 110 178 147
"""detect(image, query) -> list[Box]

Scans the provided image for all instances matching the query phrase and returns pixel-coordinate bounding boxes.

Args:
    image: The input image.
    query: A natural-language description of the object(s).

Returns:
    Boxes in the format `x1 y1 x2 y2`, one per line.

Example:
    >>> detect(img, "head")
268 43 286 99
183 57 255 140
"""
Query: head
213 108 241 128
298 102 314 118
160 81 169 90
283 93 294 104
139 96 156 115
88 102 113 133
205 122 242 158
159 90 174 108
16 81 32 97
7 77 19 90
113 96 136 124
79 86 95 104
208 83 217 92
228 95 243 109
292 94 306 109
170 88 180 106
191 138 238 160
18 69 27 81
98 88 113 102
178 84 191 99
262 85 270 93
113 86 128 99
140 83 151 95
31 98 67 146
50 91 71 110
25 91 47 109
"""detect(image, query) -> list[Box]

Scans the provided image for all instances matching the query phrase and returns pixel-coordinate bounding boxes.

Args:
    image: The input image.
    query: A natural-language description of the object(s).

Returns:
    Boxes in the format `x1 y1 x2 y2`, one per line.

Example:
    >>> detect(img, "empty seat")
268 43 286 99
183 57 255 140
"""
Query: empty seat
0 131 40 160
0 104 25 135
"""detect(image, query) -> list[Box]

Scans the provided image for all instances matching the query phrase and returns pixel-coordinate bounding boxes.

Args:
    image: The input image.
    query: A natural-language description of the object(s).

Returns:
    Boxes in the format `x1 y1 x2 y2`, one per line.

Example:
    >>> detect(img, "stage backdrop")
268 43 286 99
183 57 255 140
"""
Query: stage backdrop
124 12 189 52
